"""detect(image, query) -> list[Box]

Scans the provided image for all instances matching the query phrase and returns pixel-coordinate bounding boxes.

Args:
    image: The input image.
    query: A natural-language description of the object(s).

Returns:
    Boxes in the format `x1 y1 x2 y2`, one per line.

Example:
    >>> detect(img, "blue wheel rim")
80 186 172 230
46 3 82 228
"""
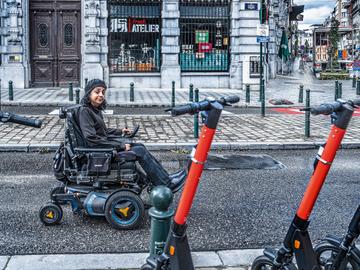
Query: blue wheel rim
110 197 140 226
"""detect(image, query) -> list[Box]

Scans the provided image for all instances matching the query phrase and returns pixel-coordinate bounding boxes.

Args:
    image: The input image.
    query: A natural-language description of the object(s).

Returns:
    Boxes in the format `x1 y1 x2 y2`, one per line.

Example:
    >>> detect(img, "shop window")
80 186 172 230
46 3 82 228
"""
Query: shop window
180 0 230 72
250 56 260 78
109 0 161 73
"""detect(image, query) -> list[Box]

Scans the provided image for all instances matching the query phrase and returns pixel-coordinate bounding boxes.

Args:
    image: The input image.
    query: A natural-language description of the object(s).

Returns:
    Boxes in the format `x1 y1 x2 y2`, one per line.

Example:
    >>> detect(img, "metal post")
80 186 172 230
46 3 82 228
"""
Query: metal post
171 81 175 107
261 79 265 117
194 88 199 139
130 82 134 102
69 82 74 102
298 84 304 103
148 186 174 257
8 81 13 101
335 80 339 101
85 78 88 87
357 79 360 95
246 84 250 103
338 82 342 99
189 83 194 102
353 75 356 88
75 88 80 104
305 89 310 138
0 79 2 111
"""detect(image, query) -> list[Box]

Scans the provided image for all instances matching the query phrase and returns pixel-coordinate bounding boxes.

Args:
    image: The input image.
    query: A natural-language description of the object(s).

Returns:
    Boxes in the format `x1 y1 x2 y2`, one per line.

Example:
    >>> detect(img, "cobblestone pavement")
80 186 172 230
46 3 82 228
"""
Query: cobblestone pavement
1 113 360 147
1 58 359 107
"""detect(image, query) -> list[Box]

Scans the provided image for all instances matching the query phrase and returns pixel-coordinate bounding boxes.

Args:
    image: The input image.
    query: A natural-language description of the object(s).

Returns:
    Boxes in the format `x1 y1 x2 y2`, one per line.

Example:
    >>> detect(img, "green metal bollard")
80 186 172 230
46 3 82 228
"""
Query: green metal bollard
357 79 360 95
353 76 356 88
130 82 134 102
171 81 175 107
335 80 339 101
69 82 74 102
75 88 80 104
298 84 304 103
246 84 250 103
305 89 310 138
261 79 265 117
148 186 174 256
189 83 194 102
194 88 199 139
0 79 2 111
338 82 342 99
8 81 13 101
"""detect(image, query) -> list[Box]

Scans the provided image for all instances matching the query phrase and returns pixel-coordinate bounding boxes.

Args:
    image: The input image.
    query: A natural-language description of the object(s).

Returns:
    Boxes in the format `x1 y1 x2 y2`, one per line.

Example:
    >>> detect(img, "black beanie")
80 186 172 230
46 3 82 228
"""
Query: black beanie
84 79 107 96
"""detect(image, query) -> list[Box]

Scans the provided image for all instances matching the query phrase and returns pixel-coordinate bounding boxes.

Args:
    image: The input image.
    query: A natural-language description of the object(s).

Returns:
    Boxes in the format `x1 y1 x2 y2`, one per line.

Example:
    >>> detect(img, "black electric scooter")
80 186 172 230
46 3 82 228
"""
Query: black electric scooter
141 95 240 270
251 99 360 270
0 111 42 128
314 205 359 269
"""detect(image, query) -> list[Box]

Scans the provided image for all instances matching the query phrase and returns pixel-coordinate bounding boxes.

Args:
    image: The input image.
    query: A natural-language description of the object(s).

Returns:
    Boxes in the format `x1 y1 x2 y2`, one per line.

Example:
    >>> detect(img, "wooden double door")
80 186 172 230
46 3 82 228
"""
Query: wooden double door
30 0 81 87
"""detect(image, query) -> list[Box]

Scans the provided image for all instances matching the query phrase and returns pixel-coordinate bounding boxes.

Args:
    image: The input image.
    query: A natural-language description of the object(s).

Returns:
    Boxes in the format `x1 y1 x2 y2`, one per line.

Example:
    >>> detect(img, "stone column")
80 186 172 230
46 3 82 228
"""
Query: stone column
229 0 242 89
0 0 26 89
161 0 180 89
82 0 109 87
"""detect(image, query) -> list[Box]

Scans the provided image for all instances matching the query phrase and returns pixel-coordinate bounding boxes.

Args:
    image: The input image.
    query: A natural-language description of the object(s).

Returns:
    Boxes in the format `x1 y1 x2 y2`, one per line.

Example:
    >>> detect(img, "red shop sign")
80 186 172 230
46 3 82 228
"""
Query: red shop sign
198 43 213 53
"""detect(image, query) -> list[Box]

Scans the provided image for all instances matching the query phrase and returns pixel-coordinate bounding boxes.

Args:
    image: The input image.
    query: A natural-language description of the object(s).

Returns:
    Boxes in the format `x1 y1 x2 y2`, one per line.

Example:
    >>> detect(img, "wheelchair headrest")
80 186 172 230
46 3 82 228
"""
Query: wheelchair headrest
59 105 82 119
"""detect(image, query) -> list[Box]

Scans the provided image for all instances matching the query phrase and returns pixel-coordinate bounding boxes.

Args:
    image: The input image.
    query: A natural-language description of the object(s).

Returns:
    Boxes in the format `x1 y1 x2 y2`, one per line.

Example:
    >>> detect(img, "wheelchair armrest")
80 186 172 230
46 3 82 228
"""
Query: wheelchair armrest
117 151 137 161
74 147 115 154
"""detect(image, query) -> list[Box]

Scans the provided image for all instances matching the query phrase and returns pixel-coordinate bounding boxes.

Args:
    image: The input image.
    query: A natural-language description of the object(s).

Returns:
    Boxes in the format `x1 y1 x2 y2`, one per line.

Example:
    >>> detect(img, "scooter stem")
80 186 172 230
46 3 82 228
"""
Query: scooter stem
296 125 346 220
174 125 216 225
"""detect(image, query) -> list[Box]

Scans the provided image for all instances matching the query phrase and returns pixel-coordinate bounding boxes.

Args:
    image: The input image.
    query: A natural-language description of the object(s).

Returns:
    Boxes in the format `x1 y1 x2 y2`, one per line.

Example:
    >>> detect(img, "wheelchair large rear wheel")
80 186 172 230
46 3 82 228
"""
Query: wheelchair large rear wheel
39 203 63 226
105 190 145 230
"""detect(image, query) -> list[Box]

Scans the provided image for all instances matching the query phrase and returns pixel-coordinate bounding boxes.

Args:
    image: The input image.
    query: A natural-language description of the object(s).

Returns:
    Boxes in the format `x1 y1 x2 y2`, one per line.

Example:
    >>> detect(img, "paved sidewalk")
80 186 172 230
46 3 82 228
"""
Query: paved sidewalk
1 61 359 108
0 249 263 270
2 112 360 152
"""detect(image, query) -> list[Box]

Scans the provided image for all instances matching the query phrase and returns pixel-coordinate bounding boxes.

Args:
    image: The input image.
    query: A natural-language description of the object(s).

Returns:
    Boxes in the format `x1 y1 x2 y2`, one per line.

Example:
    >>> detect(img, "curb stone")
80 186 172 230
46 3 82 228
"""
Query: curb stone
2 250 261 270
0 256 9 270
2 142 360 153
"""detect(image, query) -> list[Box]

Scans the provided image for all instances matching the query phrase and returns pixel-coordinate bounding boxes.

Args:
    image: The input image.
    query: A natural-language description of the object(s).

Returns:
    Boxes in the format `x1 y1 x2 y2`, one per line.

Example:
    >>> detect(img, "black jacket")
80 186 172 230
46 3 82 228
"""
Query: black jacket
78 105 126 150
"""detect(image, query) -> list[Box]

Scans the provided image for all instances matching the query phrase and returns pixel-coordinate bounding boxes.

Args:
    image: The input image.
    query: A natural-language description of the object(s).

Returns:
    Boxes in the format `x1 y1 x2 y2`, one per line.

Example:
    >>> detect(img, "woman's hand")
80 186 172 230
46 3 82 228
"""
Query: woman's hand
122 127 131 135
125 144 131 151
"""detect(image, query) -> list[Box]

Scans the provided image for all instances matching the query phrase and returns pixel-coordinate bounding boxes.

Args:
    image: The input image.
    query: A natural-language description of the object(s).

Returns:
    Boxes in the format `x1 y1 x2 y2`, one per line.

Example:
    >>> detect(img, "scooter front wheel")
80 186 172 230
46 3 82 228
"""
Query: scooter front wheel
314 242 359 270
251 255 297 270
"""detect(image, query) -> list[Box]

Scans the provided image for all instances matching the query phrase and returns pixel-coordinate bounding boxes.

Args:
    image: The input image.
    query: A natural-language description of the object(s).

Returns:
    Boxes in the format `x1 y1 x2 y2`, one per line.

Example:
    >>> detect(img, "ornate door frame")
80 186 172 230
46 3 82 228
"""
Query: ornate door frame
29 0 81 87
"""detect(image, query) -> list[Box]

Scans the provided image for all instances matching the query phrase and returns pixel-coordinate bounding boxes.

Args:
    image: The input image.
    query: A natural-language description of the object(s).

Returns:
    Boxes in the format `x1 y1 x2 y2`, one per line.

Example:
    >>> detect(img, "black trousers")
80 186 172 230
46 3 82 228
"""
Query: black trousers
130 143 170 186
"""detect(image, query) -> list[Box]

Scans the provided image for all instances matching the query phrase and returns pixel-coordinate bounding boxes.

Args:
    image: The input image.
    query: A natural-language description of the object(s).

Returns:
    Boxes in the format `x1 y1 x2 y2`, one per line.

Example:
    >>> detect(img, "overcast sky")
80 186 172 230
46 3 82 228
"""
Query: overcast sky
295 0 336 30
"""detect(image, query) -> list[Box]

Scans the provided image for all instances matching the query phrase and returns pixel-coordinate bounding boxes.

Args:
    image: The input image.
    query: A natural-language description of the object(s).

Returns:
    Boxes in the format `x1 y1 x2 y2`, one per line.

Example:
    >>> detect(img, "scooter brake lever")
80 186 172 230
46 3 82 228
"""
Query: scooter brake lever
299 107 311 111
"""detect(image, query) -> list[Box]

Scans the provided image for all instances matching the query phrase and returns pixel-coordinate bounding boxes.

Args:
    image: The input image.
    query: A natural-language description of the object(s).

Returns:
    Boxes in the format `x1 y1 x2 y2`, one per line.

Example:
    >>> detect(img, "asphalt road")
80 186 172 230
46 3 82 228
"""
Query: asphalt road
0 149 358 255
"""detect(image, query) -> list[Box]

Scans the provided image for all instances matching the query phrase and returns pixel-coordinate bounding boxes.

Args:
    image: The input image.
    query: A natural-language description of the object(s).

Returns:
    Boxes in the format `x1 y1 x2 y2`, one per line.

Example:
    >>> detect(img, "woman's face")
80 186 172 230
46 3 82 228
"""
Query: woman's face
89 86 106 107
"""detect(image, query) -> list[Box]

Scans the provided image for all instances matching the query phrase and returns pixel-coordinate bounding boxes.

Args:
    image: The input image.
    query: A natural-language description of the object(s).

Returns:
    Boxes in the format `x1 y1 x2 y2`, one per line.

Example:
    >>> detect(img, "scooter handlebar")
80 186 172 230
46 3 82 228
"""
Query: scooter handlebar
0 112 42 128
169 96 240 116
351 98 360 107
309 102 343 115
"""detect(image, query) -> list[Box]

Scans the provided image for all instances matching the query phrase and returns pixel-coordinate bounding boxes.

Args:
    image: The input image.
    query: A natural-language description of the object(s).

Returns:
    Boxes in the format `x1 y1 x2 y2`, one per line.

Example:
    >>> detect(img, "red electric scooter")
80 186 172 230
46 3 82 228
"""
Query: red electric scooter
141 95 240 270
251 99 360 270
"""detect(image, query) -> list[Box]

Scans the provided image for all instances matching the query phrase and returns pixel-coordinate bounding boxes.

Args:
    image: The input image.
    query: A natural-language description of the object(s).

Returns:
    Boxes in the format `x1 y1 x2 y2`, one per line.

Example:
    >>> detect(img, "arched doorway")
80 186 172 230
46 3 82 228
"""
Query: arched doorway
29 0 81 87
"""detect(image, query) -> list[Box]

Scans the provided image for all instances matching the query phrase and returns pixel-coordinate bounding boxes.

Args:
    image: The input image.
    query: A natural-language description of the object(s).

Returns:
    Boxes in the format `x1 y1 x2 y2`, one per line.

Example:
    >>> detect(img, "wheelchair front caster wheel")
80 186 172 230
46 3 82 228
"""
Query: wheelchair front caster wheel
140 263 153 270
39 203 63 226
105 190 145 230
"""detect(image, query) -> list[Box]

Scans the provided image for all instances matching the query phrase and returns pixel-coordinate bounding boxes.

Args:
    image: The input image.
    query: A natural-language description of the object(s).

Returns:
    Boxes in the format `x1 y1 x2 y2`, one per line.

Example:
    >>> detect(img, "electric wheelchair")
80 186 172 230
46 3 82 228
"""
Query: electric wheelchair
39 105 151 230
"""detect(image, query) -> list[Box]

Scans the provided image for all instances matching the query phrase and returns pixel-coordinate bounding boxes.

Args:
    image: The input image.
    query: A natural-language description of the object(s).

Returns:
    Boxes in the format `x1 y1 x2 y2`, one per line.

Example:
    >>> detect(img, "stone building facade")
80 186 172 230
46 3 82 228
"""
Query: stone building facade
0 0 268 90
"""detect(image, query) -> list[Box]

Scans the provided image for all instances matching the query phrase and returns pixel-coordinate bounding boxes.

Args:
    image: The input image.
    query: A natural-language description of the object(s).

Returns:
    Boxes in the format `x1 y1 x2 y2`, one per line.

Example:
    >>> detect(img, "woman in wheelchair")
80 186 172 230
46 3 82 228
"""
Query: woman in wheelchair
79 79 186 193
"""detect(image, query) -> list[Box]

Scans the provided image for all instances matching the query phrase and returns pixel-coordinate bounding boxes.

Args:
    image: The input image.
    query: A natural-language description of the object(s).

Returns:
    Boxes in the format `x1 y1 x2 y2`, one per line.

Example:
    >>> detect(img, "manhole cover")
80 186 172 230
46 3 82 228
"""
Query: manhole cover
204 153 285 170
